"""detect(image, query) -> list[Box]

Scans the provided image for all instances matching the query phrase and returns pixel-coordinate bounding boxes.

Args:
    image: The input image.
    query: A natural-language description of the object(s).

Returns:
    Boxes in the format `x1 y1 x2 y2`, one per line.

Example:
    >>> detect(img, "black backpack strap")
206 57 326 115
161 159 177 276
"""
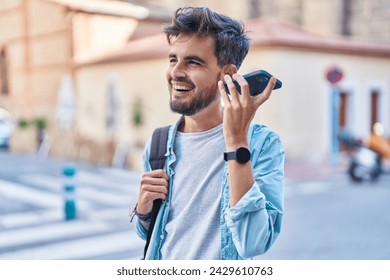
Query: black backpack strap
149 126 170 170
143 125 170 259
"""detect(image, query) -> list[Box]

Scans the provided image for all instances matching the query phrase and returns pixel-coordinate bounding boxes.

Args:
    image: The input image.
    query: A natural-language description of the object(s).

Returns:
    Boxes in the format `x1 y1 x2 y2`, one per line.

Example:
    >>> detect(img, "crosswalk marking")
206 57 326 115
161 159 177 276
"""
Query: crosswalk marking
1 179 68 208
85 207 131 222
78 171 138 192
18 172 139 194
98 167 141 182
0 166 143 260
18 173 136 206
0 209 63 230
0 220 112 249
18 174 61 191
0 230 144 260
0 179 91 209
76 188 131 205
0 207 132 231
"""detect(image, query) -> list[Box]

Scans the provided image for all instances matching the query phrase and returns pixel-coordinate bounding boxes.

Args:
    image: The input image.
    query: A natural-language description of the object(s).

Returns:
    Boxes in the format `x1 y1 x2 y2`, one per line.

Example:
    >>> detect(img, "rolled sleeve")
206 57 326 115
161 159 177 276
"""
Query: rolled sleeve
135 138 152 240
226 182 266 220
136 219 148 240
224 126 284 258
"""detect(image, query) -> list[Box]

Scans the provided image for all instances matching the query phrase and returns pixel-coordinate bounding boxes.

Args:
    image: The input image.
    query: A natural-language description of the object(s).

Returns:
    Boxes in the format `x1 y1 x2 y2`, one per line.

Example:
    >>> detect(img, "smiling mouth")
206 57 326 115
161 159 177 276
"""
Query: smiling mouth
172 84 193 93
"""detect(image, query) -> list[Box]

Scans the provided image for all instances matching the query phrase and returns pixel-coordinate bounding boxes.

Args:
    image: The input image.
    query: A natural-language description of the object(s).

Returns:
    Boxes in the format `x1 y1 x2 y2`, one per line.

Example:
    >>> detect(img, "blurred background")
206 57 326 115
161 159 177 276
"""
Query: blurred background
0 0 389 260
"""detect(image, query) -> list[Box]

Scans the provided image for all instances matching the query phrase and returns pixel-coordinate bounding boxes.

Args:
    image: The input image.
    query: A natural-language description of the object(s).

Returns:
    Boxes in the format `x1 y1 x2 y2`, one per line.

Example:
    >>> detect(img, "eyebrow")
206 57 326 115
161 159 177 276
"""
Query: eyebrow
168 53 206 64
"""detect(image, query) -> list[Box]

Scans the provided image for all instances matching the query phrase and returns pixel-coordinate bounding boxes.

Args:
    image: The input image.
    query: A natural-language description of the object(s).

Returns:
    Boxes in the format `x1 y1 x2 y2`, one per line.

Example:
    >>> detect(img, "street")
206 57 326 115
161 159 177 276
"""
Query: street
256 169 390 260
0 151 144 260
1 151 389 260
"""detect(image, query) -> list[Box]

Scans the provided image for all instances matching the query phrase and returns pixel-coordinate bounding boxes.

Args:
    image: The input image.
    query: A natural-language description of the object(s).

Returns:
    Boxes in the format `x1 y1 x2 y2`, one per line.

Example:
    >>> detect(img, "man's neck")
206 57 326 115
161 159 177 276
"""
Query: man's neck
179 102 223 133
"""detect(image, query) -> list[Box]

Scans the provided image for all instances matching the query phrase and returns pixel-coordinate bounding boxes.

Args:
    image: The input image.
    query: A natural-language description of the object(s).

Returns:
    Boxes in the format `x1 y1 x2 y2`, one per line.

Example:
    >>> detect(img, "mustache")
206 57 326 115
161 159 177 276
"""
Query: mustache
171 77 195 87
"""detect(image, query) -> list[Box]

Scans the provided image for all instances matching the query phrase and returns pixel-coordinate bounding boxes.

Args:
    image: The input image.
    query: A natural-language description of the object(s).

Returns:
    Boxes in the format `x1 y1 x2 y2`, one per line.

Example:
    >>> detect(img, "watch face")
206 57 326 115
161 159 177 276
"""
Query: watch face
236 147 250 163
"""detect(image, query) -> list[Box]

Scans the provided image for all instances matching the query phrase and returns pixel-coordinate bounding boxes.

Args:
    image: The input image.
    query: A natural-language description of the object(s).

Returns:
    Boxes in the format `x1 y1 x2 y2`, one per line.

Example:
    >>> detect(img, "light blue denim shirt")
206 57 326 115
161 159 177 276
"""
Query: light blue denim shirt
136 117 285 260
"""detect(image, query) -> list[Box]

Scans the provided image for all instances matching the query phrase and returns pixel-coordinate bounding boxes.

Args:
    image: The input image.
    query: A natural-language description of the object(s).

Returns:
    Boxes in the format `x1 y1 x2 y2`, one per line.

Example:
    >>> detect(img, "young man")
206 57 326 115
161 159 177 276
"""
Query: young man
133 7 284 260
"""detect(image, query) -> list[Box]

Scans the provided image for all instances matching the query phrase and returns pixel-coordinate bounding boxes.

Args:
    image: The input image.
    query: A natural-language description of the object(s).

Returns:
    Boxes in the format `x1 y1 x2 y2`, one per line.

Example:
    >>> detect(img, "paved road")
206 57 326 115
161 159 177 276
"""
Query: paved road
0 152 144 260
1 151 389 260
256 171 390 260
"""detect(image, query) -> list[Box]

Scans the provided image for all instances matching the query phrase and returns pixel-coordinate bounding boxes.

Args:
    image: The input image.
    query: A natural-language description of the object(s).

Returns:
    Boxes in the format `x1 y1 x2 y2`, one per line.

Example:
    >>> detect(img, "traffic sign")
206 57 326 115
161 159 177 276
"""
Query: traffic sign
326 66 343 84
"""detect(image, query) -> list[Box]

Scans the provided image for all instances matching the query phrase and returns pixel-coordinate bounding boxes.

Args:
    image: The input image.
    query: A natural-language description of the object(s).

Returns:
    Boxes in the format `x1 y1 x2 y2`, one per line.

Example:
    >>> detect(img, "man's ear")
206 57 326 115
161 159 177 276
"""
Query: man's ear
221 64 238 78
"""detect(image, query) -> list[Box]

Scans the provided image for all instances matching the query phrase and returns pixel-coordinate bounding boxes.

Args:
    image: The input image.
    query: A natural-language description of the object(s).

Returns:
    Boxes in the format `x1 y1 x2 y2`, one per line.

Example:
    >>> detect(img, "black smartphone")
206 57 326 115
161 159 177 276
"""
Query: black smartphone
223 70 282 96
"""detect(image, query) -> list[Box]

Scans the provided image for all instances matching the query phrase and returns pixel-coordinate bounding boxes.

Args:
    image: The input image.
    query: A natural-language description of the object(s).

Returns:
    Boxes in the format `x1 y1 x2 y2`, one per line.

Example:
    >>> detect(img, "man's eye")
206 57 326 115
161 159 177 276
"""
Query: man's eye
189 60 200 65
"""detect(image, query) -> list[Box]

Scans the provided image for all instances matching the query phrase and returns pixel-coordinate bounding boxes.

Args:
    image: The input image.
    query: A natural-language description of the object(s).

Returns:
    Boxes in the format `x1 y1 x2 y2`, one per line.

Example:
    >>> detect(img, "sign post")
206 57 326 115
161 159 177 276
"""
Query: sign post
326 66 344 167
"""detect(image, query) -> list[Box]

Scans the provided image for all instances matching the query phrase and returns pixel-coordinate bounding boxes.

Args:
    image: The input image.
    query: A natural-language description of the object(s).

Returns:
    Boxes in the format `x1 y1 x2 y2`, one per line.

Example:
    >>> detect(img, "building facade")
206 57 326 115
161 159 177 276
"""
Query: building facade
144 0 390 44
1 0 390 169
0 0 171 162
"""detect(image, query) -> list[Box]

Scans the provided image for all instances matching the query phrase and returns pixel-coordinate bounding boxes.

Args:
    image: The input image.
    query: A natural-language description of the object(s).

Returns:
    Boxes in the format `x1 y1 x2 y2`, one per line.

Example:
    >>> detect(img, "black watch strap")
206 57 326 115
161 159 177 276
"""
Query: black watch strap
224 151 236 161
224 147 251 164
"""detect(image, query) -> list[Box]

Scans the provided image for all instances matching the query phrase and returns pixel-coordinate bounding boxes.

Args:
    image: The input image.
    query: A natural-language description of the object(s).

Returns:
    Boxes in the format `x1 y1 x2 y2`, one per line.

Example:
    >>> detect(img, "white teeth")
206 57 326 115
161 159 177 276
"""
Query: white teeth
173 85 191 91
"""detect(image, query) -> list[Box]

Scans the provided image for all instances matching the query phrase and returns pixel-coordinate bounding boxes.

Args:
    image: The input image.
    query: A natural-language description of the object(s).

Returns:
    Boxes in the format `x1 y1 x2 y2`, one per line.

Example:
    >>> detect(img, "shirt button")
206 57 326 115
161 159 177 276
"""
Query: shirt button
160 235 164 240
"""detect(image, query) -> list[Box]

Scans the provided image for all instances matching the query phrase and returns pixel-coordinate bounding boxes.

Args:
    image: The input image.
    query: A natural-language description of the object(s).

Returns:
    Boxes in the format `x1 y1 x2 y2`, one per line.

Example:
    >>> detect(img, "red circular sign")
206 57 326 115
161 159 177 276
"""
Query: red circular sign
326 66 343 84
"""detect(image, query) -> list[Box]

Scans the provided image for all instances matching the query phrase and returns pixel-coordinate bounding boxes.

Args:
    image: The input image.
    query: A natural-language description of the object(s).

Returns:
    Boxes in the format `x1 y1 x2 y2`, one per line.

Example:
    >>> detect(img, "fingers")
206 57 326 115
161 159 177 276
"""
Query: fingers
254 76 276 106
232 73 249 103
223 75 240 102
218 80 230 106
142 186 168 198
219 74 249 107
147 169 169 180
137 169 169 214
140 170 168 194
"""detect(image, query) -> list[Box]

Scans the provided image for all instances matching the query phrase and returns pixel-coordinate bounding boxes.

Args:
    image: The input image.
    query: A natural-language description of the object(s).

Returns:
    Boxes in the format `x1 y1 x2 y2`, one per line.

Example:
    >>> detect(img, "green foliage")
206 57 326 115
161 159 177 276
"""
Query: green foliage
18 119 30 129
132 98 143 128
33 117 47 130
17 117 48 130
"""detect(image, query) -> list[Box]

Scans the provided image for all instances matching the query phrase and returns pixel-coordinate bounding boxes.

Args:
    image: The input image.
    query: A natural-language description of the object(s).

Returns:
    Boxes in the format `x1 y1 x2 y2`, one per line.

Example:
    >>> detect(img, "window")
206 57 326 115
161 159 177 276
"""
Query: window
370 90 379 130
338 91 350 152
339 92 348 129
341 0 352 36
0 47 9 95
249 0 261 19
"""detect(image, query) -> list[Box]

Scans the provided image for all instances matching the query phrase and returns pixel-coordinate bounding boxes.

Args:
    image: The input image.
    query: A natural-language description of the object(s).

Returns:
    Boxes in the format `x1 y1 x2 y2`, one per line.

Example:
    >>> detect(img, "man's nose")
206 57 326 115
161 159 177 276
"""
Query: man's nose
170 62 186 79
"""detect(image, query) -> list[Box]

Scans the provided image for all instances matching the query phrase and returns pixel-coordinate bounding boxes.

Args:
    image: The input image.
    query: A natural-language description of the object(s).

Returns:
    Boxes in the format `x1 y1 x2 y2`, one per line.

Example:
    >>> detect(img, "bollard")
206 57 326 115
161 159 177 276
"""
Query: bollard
63 163 77 221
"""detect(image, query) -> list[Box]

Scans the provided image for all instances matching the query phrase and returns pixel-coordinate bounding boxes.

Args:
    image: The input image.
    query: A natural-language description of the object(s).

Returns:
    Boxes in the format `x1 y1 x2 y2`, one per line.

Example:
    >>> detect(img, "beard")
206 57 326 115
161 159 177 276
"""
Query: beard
169 76 220 116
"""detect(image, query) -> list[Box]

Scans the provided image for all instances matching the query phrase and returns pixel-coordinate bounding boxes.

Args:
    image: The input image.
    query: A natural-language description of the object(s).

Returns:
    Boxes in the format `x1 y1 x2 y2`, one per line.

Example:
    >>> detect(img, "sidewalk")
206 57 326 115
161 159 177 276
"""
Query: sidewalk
284 160 345 180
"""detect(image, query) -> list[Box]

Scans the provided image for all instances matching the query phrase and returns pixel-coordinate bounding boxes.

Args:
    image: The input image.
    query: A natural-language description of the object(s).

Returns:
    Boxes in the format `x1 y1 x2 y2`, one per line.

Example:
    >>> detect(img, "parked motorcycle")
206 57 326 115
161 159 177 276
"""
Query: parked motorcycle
338 130 382 182
348 146 381 182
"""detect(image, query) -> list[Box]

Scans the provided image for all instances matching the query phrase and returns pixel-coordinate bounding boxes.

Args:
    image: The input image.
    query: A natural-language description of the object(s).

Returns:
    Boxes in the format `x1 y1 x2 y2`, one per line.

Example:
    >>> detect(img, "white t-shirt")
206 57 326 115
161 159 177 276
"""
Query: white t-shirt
160 123 225 259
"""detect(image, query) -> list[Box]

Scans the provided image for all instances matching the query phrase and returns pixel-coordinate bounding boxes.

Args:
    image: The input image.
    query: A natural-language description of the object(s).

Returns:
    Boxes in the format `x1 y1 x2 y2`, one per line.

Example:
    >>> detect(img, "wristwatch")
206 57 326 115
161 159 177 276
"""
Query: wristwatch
224 147 251 164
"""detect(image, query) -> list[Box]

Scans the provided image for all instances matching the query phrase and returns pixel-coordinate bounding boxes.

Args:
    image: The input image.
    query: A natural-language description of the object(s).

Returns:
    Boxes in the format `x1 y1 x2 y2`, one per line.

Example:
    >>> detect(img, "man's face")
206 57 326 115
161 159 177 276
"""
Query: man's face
166 34 222 116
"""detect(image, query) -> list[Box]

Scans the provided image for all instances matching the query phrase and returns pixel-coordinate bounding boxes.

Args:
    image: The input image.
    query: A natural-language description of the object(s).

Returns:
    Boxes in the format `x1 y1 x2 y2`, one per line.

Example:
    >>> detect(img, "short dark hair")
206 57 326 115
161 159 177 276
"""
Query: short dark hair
163 7 250 69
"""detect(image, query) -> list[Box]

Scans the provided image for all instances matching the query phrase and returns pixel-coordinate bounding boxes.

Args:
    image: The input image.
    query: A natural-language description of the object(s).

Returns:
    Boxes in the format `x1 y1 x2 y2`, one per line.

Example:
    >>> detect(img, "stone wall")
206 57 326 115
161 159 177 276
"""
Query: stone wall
146 0 390 43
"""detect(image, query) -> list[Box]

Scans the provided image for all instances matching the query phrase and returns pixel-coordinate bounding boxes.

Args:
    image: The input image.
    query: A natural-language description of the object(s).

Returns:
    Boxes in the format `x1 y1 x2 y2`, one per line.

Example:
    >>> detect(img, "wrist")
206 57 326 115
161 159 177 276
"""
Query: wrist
130 203 152 223
225 138 249 151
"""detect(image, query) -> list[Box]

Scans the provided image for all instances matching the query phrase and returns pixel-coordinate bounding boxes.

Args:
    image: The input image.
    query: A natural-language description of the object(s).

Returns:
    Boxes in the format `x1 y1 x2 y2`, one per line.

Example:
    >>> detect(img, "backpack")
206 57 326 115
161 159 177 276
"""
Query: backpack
143 125 170 259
